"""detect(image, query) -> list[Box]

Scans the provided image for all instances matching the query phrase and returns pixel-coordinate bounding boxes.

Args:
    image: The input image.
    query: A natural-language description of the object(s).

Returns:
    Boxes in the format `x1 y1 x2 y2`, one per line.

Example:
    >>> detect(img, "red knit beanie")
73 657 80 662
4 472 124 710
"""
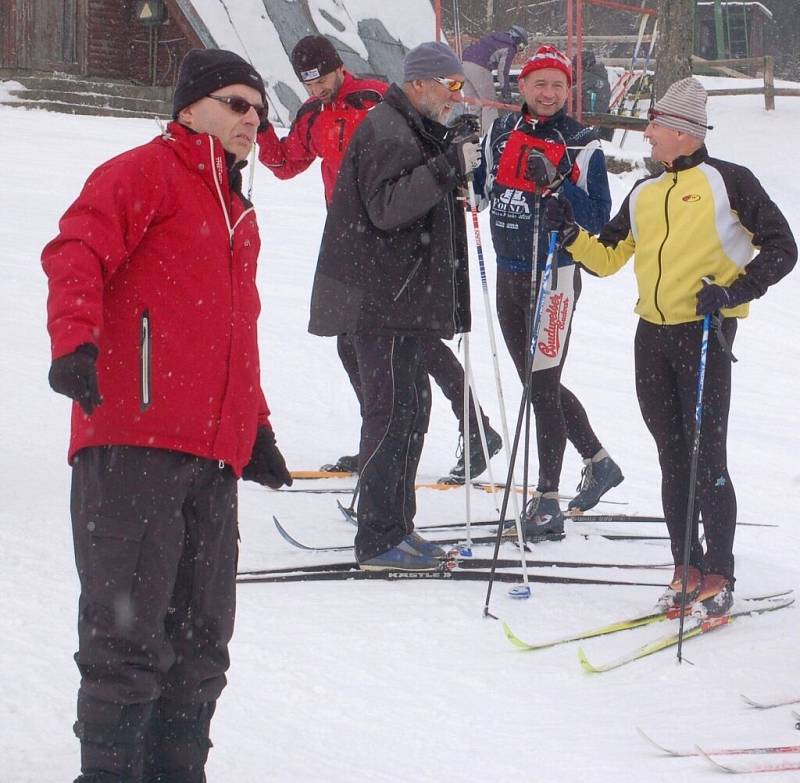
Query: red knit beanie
519 44 572 86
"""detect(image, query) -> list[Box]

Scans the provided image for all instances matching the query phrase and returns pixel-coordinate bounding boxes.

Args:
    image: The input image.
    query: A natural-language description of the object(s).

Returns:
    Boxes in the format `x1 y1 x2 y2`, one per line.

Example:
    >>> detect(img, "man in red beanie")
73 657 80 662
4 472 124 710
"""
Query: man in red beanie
473 43 622 540
43 47 291 783
260 35 502 480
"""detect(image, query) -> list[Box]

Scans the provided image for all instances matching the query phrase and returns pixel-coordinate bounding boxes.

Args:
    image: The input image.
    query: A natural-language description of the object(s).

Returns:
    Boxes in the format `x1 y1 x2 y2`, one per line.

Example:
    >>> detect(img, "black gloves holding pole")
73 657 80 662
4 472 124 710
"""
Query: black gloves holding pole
696 277 758 316
48 343 103 415
242 426 293 489
542 195 580 247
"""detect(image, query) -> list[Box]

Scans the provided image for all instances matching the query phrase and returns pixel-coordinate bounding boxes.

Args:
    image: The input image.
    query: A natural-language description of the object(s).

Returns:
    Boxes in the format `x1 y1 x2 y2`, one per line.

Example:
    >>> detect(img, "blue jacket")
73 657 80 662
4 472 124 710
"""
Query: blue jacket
475 107 612 272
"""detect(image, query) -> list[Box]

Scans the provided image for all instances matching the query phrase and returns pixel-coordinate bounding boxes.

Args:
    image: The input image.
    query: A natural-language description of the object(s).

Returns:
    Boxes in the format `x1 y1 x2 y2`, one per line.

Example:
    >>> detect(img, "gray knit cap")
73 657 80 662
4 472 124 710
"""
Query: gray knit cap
403 41 464 82
650 77 710 140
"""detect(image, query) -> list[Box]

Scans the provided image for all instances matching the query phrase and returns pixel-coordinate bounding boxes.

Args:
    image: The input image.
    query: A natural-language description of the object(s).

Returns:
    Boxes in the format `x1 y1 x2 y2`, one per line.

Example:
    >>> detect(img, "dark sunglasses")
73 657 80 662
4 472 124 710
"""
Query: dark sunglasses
432 76 465 92
206 94 268 122
647 107 713 130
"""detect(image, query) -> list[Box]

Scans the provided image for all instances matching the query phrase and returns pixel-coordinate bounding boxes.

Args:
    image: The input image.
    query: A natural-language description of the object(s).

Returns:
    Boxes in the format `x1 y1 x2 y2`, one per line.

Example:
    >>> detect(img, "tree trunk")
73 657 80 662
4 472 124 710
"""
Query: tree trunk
654 0 695 98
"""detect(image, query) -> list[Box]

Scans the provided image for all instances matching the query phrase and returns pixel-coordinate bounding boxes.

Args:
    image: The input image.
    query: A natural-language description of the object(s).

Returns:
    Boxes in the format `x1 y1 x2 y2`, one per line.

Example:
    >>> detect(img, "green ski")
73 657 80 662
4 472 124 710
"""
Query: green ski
577 596 795 673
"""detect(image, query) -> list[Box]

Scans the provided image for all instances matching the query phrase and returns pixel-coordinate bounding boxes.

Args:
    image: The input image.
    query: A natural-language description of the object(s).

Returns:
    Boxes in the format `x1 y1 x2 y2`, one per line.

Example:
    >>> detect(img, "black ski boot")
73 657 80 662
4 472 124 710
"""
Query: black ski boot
144 700 215 783
441 426 502 484
319 454 359 473
73 698 152 783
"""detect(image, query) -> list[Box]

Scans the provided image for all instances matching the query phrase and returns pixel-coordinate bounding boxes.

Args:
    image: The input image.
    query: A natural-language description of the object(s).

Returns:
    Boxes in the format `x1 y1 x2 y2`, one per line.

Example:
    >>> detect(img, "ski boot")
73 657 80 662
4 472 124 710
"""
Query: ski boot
567 452 624 513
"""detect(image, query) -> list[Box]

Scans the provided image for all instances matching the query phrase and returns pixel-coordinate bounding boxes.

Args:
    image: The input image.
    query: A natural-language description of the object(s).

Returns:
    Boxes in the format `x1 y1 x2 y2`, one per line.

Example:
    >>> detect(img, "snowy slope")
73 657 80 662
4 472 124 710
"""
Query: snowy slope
1 78 799 782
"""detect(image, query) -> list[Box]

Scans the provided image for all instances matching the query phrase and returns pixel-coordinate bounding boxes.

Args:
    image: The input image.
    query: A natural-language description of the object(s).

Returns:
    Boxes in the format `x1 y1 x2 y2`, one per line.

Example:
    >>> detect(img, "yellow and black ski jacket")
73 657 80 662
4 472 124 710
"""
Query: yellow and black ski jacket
566 145 796 325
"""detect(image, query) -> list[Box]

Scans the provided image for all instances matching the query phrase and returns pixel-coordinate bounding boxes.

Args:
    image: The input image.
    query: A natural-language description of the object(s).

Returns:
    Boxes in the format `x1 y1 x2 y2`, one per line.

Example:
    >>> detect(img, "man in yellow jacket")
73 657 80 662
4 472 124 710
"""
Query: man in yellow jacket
544 77 796 616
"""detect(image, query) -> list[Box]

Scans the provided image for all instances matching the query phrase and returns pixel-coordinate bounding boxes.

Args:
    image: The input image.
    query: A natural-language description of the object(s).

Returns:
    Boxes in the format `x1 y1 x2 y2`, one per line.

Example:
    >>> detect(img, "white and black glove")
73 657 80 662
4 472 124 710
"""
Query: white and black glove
454 139 482 177
444 115 482 180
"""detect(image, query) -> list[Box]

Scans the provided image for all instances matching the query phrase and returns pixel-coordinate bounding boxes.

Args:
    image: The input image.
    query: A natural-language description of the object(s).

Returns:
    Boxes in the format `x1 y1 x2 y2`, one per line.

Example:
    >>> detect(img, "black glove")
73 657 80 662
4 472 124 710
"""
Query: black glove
48 343 102 415
242 426 293 489
696 283 733 315
543 196 579 247
526 150 558 188
696 274 758 315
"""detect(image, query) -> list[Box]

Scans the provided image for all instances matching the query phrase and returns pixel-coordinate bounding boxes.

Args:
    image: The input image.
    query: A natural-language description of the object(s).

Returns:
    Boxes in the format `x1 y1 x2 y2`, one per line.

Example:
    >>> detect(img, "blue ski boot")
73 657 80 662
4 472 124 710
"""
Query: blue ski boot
521 492 565 542
567 452 624 513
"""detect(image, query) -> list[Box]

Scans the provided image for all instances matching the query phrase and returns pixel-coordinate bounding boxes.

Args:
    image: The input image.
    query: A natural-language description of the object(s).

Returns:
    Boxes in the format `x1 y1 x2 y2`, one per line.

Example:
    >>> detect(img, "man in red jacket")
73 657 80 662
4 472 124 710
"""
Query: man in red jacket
259 35 502 480
42 48 292 783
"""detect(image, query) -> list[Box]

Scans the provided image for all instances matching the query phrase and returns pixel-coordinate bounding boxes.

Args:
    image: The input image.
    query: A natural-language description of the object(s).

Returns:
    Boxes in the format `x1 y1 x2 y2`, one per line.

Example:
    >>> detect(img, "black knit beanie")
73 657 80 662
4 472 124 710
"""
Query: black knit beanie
173 48 266 118
290 35 343 82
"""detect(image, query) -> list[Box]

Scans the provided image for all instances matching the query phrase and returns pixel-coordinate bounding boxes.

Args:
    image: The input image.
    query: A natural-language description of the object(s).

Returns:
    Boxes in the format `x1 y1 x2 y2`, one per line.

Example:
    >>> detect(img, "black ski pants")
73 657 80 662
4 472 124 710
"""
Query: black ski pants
495 265 602 493
351 335 431 561
338 334 485 437
71 446 238 780
635 318 738 581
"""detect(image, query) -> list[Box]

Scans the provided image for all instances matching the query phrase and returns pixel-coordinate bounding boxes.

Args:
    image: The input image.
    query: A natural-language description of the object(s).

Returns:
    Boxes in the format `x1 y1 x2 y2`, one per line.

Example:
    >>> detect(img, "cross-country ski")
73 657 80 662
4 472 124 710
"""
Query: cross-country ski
504 591 792 653
741 694 800 710
636 726 800 757
696 746 800 774
577 597 795 673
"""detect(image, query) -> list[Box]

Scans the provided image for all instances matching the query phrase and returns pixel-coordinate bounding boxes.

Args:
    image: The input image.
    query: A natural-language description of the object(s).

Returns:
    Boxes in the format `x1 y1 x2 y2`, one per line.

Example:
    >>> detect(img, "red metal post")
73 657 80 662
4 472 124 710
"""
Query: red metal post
434 0 441 42
566 0 574 114
576 0 584 121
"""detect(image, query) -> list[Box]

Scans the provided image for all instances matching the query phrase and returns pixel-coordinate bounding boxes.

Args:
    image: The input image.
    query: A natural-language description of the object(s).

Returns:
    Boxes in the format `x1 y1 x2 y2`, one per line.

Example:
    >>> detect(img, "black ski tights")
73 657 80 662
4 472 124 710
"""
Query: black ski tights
495 266 602 492
634 318 738 580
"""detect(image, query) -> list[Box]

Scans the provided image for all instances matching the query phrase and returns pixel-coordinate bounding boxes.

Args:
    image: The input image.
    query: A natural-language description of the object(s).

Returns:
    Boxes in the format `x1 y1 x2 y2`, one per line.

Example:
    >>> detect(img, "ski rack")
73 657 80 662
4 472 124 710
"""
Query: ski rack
565 0 657 127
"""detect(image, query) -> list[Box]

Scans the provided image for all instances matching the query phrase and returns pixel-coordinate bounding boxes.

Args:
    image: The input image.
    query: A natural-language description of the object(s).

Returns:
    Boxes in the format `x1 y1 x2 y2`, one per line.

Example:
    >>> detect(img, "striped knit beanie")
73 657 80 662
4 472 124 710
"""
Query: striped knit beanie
519 44 572 86
650 77 710 140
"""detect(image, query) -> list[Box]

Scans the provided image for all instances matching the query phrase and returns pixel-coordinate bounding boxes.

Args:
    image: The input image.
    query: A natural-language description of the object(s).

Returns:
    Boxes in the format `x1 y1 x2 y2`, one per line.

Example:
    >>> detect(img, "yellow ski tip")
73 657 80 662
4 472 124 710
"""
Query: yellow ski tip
502 621 534 650
577 646 601 673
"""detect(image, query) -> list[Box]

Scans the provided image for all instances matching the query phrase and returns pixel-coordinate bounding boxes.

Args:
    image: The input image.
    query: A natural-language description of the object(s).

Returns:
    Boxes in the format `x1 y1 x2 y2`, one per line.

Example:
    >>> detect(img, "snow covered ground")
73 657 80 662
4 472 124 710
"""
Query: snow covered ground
1 78 799 781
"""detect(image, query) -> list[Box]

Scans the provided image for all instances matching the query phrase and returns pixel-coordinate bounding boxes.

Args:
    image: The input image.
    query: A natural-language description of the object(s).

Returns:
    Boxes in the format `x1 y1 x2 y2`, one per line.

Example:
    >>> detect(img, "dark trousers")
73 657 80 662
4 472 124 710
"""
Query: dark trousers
71 446 238 779
496 266 602 492
338 334 484 437
351 335 431 561
635 318 738 580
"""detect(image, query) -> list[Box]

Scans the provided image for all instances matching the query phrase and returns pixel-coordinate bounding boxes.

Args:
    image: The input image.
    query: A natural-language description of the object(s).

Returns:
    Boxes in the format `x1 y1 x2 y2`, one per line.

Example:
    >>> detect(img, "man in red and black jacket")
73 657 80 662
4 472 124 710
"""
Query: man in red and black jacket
42 49 292 783
258 35 386 206
260 35 502 480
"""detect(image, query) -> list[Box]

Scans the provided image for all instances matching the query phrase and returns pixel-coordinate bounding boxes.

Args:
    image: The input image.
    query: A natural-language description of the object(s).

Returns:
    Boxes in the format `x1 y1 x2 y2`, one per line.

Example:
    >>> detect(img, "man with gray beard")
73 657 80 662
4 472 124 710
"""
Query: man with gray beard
308 42 481 570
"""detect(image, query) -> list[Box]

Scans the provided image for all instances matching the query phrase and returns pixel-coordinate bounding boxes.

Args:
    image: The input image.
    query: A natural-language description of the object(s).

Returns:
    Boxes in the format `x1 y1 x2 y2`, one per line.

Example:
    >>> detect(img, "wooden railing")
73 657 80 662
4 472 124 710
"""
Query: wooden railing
698 56 800 110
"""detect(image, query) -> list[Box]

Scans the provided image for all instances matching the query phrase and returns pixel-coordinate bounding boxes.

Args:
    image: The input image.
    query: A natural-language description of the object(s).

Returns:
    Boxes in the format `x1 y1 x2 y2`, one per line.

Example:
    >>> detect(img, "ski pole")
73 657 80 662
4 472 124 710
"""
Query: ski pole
483 230 559 615
463 178 529 596
676 312 712 663
521 199 542 515
463 332 472 549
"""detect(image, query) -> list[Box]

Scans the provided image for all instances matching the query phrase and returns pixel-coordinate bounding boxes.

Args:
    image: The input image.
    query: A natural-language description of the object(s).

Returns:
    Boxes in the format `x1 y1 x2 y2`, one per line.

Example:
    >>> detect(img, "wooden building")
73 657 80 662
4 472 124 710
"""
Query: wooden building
695 1 773 60
0 0 203 86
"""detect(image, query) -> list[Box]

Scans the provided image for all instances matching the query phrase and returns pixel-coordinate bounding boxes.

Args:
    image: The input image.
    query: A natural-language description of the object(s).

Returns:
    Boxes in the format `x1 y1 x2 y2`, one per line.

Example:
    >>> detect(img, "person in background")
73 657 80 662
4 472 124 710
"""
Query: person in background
475 43 623 542
42 48 292 783
259 34 501 481
308 42 481 570
543 77 796 615
462 25 528 131
573 49 613 141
